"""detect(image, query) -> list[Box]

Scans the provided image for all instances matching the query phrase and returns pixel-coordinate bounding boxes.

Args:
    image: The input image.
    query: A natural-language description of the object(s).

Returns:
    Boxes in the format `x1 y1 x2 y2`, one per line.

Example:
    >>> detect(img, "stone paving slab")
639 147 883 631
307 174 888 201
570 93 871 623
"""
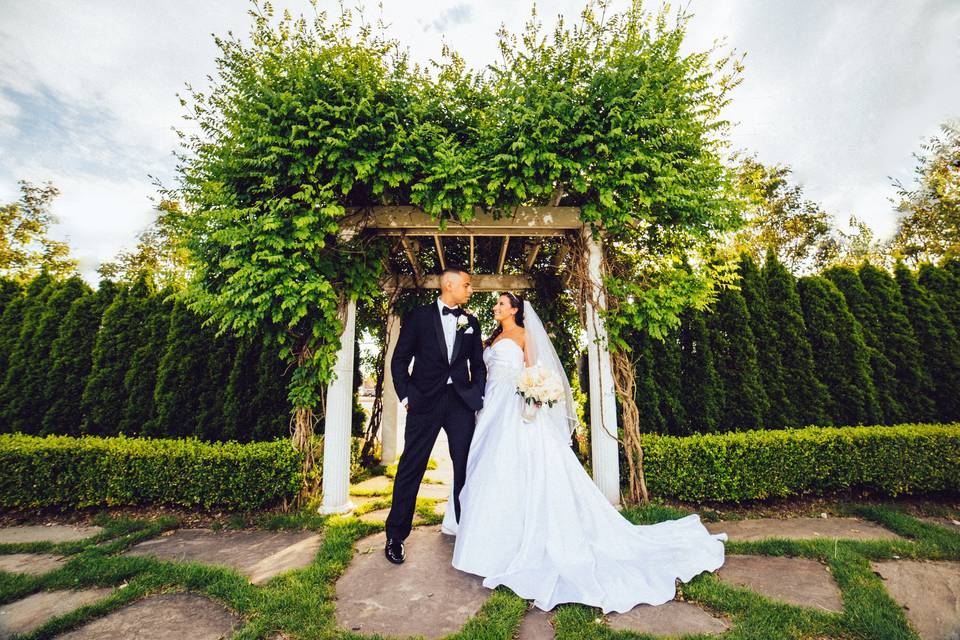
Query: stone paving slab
704 517 902 541
55 592 243 640
0 587 113 639
351 475 393 494
0 553 66 576
870 559 960 640
716 555 843 612
517 607 555 639
0 525 103 544
124 529 321 585
334 528 489 639
357 508 429 527
607 600 730 635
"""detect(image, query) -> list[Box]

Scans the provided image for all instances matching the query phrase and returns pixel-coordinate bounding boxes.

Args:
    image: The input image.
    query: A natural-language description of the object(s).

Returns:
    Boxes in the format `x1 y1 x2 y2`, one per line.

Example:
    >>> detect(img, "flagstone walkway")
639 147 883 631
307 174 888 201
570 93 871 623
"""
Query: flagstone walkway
0 447 957 640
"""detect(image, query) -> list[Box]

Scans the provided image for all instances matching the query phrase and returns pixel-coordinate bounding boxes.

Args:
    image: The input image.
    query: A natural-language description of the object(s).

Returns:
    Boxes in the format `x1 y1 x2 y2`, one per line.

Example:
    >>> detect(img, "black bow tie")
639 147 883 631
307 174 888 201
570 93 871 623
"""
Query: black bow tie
442 306 463 317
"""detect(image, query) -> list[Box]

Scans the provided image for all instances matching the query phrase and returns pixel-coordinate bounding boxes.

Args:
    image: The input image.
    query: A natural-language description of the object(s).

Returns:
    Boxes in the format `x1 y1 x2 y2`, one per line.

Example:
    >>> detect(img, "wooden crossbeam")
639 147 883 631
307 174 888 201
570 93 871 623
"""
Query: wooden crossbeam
382 274 533 291
342 206 581 237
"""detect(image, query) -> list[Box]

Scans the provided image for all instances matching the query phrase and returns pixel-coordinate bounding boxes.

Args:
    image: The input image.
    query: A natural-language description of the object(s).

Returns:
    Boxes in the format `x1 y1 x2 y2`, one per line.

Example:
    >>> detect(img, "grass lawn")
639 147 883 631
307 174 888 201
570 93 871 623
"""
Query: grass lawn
1 495 958 639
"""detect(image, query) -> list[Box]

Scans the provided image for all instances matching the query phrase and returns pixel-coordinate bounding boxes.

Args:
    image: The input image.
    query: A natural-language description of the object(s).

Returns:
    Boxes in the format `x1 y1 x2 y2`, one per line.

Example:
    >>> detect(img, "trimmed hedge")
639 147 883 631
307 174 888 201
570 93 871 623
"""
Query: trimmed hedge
0 434 305 510
634 423 960 502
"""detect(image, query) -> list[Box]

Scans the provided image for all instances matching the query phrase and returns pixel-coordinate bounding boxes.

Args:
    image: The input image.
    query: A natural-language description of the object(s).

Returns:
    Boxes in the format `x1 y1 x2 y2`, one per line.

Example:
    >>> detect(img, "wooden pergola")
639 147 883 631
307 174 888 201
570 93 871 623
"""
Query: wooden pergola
319 206 620 513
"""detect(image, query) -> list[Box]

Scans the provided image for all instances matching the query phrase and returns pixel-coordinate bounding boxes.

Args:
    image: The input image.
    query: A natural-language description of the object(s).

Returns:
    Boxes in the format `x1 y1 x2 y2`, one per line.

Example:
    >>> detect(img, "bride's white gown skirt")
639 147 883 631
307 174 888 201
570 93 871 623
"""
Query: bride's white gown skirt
441 339 727 614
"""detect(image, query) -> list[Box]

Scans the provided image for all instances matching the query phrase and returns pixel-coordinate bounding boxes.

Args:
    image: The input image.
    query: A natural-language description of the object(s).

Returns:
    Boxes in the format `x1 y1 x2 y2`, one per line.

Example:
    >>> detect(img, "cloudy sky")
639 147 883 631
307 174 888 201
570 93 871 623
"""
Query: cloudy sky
1 0 958 284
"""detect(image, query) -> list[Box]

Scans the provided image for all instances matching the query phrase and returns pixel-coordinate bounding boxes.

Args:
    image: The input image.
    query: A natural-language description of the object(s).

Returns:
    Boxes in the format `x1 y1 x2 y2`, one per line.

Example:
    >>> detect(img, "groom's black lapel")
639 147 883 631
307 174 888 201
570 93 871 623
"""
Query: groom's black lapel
450 322 465 364
432 304 450 365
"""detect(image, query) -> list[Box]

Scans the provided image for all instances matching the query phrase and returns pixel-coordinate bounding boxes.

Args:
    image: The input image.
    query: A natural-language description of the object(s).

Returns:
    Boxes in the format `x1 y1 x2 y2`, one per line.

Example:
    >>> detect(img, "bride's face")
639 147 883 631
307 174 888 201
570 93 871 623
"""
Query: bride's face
492 294 517 323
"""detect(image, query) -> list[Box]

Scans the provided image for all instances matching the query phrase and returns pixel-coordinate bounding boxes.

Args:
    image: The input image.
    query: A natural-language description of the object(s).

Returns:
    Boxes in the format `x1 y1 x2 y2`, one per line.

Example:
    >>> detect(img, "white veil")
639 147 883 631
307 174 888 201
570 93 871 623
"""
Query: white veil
522 300 579 443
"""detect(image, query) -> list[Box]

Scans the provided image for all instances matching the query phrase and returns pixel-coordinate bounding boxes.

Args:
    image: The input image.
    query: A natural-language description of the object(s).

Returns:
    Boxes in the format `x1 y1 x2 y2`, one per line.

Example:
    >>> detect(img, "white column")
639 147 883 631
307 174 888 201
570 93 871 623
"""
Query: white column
583 227 621 506
319 297 358 514
381 313 401 464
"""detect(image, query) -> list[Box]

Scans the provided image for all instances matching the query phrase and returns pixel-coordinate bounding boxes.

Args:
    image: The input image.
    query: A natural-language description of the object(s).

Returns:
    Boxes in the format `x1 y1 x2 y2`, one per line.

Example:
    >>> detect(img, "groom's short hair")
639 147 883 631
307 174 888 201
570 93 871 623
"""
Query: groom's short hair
441 264 470 277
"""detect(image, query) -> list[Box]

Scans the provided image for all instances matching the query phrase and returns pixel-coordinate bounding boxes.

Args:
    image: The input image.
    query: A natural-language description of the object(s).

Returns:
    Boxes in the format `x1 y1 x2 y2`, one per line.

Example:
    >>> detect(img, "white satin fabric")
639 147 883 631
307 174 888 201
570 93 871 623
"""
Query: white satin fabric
440 337 728 613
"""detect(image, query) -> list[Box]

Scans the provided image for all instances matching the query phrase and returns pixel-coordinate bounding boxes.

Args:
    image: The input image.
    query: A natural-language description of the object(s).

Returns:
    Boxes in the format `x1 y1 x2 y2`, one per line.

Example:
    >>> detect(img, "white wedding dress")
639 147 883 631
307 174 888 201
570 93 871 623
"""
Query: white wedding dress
440 335 728 614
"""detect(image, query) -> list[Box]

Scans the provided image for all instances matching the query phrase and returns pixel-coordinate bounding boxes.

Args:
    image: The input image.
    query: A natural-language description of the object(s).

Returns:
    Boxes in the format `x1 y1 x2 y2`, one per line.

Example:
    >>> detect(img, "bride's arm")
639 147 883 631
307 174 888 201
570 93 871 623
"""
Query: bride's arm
522 330 534 367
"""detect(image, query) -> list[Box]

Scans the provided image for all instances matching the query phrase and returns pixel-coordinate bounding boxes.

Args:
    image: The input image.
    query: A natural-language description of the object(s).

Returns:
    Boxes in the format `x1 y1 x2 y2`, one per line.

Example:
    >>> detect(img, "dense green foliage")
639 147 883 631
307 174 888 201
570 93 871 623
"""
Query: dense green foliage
631 253 960 434
0 433 368 509
170 1 744 417
0 433 303 509
0 275 295 443
797 275 880 426
635 423 960 502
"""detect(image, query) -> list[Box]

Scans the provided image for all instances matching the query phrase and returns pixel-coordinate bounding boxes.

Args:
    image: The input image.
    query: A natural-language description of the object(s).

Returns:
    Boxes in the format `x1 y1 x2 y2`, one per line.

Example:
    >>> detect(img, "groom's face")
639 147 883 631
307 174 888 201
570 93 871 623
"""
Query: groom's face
448 271 473 306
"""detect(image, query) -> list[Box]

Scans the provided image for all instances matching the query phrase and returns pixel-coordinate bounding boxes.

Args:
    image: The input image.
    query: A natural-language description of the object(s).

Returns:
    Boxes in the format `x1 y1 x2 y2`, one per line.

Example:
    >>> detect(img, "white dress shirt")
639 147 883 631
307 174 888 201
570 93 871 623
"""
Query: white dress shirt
401 297 459 407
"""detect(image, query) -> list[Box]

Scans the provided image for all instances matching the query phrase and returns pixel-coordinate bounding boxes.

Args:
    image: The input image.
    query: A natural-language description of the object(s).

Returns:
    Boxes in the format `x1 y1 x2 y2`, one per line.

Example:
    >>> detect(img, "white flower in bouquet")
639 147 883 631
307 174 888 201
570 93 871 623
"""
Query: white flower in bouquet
516 365 564 408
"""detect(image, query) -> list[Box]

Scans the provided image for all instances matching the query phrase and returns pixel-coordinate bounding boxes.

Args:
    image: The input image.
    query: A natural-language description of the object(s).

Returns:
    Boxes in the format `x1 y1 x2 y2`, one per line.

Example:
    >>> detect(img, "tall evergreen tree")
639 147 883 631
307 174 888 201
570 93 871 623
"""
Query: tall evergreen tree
763 251 828 426
738 253 790 428
798 276 880 426
80 276 155 436
707 286 766 431
251 338 293 441
650 328 686 435
151 300 212 438
223 335 263 442
895 262 960 421
41 280 120 435
0 278 31 384
195 331 238 441
824 265 902 423
678 307 722 433
858 263 937 422
630 329 667 434
918 261 960 339
0 271 57 430
0 278 22 314
2 276 90 433
119 287 174 435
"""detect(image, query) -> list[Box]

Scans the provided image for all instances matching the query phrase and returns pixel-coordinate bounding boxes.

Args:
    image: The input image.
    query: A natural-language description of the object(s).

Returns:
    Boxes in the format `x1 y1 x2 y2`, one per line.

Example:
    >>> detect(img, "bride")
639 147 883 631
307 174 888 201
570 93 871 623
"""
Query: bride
440 292 728 614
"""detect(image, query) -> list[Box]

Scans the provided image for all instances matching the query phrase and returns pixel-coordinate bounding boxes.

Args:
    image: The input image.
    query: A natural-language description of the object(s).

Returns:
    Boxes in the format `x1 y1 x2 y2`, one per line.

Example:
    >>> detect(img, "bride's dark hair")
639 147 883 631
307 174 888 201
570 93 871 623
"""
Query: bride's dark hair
485 291 525 347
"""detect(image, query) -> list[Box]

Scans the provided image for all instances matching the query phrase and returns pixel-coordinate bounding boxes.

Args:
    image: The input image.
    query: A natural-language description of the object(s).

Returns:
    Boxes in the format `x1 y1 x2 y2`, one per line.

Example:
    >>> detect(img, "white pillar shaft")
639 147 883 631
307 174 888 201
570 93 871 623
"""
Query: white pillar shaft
320 298 357 514
381 313 401 464
583 229 621 506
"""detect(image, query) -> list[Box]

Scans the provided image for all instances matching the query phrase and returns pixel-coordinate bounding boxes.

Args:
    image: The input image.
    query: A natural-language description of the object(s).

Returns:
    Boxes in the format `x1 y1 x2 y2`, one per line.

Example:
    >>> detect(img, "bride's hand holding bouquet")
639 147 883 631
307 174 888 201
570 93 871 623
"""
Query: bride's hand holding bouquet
516 365 564 423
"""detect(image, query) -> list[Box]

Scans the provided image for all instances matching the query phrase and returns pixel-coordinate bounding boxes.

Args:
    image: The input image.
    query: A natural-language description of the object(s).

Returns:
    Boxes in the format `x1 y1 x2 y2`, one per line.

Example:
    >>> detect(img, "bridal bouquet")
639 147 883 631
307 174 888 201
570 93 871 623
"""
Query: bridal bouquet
516 365 564 422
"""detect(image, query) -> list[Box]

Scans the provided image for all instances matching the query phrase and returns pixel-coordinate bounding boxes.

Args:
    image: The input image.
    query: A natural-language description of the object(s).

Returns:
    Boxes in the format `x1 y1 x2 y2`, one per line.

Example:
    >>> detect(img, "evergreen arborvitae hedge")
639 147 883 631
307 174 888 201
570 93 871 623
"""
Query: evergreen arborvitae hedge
738 254 791 428
707 286 766 431
151 300 217 439
763 251 828 426
41 280 120 436
798 276 880 426
918 260 960 339
0 271 58 431
678 307 722 433
650 328 686 436
823 265 902 424
80 276 155 436
895 263 960 422
858 263 937 423
119 288 174 436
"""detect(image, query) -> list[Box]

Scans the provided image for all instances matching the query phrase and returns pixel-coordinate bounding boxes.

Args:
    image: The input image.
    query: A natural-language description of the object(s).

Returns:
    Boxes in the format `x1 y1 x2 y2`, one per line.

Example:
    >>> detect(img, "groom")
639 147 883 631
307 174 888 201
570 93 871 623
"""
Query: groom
384 265 486 564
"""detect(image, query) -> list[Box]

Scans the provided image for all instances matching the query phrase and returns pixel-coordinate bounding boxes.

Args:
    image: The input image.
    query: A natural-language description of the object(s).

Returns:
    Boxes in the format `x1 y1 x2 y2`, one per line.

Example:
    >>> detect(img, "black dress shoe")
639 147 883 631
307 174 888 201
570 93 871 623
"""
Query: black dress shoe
385 537 405 564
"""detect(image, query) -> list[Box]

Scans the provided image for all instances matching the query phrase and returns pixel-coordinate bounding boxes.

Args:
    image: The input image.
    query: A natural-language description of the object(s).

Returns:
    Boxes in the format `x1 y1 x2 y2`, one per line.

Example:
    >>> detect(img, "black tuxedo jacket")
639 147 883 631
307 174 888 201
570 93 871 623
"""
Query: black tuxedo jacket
391 302 486 413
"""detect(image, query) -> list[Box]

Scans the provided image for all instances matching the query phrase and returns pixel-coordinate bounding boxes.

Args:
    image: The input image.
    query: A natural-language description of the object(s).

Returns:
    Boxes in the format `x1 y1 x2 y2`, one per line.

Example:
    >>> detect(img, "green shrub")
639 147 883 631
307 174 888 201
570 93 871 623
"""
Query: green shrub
631 423 960 502
0 434 303 510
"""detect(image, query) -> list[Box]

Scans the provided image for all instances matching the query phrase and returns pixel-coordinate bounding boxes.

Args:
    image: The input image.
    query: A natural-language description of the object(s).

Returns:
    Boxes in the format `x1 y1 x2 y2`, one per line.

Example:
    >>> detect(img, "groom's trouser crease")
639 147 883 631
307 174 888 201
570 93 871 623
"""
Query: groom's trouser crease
386 384 475 542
